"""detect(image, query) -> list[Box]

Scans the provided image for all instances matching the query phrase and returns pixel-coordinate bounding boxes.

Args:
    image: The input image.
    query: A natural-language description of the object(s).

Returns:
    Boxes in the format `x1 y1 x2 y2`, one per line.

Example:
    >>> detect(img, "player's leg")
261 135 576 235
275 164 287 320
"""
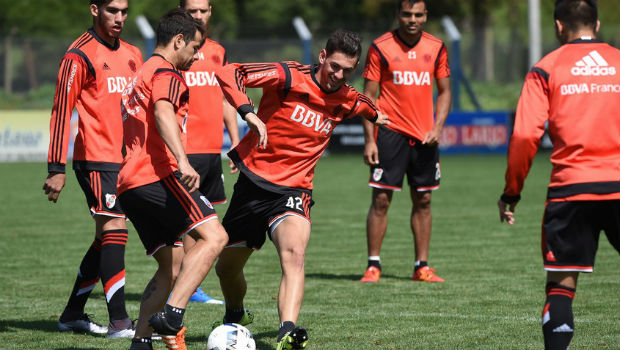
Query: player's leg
365 188 393 267
542 272 578 350
214 247 254 324
130 246 183 350
271 215 311 349
409 142 443 282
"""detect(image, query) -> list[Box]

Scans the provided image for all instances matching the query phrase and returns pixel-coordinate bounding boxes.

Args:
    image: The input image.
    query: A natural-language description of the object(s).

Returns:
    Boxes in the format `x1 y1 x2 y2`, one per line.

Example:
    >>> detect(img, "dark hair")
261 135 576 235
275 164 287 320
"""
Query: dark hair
396 0 427 12
325 29 362 59
90 0 114 6
156 8 205 47
554 0 597 31
179 0 211 7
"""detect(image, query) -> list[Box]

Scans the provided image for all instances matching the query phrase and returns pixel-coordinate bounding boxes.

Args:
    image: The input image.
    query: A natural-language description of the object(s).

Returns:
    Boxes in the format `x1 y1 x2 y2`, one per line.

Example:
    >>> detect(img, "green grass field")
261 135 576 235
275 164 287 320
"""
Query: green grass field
0 154 617 350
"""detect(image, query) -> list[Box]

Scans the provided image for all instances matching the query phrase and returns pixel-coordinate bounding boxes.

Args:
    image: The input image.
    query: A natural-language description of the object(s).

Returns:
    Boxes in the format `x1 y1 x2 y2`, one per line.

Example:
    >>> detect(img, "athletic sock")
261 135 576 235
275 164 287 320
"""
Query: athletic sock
414 260 428 272
367 256 381 270
61 238 101 321
129 338 153 350
224 307 245 323
100 229 129 322
542 282 575 350
278 321 296 342
164 303 185 330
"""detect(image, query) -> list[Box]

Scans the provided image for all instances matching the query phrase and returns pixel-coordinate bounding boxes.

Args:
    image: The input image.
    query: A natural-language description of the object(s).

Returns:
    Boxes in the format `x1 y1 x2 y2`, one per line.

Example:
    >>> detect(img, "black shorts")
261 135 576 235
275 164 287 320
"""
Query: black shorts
75 169 125 218
222 172 313 250
369 126 440 192
542 200 620 272
188 153 227 205
119 172 218 256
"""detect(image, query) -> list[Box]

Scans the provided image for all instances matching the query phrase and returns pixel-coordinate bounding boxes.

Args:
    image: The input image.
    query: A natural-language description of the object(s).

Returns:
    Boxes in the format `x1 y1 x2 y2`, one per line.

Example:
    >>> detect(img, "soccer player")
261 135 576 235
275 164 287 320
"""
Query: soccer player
180 0 238 305
498 1 620 349
42 0 142 338
359 0 451 283
119 9 229 350
213 29 388 350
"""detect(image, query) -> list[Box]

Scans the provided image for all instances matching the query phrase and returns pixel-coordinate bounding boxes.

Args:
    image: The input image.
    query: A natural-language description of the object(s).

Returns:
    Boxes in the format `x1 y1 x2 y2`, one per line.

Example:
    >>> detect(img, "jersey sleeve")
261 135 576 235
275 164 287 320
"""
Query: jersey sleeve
47 51 90 173
216 62 285 118
350 91 379 121
362 44 384 82
435 44 450 79
503 67 550 198
152 70 187 109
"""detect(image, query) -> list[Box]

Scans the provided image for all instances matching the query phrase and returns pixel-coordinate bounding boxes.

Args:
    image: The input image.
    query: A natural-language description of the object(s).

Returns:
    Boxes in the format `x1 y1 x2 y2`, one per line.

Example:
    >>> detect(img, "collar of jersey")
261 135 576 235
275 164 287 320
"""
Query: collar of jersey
393 29 422 49
88 28 120 51
568 37 604 44
311 64 341 95
151 53 177 70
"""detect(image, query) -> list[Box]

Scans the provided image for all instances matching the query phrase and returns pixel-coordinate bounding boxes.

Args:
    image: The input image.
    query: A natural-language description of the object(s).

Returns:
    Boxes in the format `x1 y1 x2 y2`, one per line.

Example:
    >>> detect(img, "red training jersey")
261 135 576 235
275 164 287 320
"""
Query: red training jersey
47 28 143 173
504 38 620 201
363 31 450 141
184 39 228 154
216 61 378 191
118 55 190 194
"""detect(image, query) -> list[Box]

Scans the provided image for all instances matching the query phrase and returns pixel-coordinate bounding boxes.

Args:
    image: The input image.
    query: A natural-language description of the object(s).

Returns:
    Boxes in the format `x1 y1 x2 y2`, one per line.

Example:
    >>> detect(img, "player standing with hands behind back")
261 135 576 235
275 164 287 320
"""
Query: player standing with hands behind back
498 1 620 349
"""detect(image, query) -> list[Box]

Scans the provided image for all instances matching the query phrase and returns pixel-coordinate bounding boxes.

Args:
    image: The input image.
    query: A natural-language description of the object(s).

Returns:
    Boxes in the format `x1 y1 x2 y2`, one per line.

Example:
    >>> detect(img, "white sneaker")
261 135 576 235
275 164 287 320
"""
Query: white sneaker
107 319 136 338
58 314 107 335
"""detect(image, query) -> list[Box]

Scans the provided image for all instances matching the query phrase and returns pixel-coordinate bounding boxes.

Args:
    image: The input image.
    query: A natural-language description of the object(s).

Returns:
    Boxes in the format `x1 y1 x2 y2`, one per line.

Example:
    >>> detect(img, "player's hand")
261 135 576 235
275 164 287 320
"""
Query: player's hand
245 113 267 149
423 127 442 145
177 159 200 193
498 199 517 225
374 111 389 126
364 142 379 166
42 172 66 203
229 142 239 174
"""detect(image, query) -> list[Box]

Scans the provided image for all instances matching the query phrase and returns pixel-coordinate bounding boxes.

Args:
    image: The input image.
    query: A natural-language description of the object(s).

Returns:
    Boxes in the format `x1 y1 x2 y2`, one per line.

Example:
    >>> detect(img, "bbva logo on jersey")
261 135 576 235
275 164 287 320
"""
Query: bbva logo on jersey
184 71 219 87
393 71 431 86
107 77 132 93
290 105 332 135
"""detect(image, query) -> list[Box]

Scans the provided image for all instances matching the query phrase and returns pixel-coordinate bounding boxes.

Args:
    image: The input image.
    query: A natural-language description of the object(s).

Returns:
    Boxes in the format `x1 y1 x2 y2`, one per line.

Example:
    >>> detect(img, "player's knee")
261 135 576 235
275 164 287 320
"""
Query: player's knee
281 246 306 271
372 194 391 213
413 192 432 210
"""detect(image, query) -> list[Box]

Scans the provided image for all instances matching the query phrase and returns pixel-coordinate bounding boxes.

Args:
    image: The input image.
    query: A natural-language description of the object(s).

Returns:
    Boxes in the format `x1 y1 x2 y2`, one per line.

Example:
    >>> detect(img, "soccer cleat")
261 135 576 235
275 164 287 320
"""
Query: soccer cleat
189 287 224 304
276 326 308 350
211 308 254 330
148 312 181 336
360 266 381 283
58 313 108 335
412 266 444 282
107 318 136 338
162 326 187 350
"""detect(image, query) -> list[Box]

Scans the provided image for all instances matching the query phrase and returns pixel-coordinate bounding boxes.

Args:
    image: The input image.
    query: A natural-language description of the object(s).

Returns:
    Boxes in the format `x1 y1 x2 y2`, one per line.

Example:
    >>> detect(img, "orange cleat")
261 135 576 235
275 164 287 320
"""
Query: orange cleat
412 266 444 282
162 326 187 350
360 266 381 283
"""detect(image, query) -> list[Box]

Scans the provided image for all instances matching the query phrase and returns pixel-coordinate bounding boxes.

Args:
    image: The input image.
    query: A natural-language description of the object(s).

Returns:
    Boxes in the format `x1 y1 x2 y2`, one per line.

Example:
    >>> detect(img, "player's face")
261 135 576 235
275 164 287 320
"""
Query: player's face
92 0 129 39
398 1 427 37
184 0 212 29
177 31 203 71
318 49 359 92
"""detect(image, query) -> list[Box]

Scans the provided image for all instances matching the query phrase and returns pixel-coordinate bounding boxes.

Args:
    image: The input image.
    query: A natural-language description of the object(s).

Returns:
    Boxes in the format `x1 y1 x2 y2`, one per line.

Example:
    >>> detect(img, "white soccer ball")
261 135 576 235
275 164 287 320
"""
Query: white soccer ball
207 323 256 350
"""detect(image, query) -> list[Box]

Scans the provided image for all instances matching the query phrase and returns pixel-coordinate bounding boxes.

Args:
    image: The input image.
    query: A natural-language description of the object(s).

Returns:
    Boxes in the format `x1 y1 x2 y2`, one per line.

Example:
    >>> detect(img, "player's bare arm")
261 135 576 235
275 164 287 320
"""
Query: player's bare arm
362 79 381 165
154 99 200 192
42 173 66 203
244 112 267 149
223 99 240 173
423 77 451 145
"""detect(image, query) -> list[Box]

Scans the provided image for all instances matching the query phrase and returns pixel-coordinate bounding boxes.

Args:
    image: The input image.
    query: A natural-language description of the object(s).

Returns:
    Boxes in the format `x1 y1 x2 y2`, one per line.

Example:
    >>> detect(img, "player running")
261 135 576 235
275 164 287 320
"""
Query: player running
213 29 388 350
498 1 620 349
360 0 451 283
180 0 238 305
118 9 228 350
42 0 142 338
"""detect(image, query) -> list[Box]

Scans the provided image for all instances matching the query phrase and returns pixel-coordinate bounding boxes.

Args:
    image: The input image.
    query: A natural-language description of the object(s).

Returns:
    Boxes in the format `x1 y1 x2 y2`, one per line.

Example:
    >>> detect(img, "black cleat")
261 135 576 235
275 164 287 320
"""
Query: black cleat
148 311 181 336
277 326 308 350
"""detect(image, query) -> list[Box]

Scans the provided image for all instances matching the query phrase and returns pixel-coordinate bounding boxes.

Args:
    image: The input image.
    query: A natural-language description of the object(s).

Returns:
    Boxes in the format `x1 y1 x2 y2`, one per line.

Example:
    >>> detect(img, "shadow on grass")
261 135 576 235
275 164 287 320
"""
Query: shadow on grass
306 272 411 281
0 319 59 333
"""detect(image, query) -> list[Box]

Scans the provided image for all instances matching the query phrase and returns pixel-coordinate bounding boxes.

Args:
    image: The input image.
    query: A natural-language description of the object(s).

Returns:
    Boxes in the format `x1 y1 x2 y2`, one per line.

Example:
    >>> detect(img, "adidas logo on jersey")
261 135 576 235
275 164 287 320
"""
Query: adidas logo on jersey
103 62 111 70
571 50 616 76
